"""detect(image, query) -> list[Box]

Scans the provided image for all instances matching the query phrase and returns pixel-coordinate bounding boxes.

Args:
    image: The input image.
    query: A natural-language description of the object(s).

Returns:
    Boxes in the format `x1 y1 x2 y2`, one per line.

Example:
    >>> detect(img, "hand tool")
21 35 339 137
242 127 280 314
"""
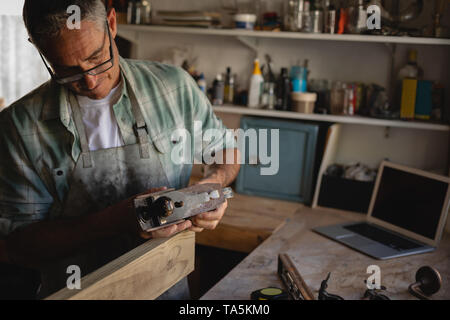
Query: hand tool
318 273 344 300
408 266 442 300
277 253 315 300
134 183 233 232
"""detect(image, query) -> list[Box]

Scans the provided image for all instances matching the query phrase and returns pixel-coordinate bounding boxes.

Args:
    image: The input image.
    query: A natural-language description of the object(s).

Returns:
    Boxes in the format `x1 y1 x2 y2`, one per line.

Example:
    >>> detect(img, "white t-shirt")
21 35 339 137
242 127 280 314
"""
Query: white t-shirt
77 80 125 151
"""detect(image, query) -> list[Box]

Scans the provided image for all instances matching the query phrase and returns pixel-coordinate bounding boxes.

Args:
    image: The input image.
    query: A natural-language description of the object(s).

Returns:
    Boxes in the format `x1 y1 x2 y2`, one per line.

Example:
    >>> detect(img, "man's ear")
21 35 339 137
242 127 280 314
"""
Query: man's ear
107 8 117 39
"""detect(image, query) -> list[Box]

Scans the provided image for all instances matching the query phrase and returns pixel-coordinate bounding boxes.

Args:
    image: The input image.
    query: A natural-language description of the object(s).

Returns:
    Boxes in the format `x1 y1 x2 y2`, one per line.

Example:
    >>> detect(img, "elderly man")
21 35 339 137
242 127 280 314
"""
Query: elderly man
0 0 240 299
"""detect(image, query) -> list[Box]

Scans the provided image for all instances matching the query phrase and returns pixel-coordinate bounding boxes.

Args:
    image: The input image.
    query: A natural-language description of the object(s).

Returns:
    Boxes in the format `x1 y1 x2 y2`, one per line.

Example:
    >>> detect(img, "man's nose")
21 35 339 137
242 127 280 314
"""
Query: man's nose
82 74 98 89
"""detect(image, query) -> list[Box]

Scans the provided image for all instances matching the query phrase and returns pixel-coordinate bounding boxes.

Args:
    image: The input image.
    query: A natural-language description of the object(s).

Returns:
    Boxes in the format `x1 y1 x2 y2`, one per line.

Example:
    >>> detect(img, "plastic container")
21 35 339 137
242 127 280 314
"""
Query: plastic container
290 66 308 93
234 14 257 29
248 59 264 108
291 92 317 113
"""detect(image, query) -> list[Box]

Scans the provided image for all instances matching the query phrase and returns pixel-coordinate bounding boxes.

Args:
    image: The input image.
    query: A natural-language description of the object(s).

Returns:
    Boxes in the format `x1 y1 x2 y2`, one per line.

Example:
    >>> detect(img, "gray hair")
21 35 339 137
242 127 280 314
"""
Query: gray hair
23 0 107 48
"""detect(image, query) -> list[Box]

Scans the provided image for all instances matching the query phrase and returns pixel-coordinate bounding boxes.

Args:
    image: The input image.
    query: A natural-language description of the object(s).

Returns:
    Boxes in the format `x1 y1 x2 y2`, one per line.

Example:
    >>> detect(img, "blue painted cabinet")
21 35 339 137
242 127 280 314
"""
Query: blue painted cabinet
236 116 319 204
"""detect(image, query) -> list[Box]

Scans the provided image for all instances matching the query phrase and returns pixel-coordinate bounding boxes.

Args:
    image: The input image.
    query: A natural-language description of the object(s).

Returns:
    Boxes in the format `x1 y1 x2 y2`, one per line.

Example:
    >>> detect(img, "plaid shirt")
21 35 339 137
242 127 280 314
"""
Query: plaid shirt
0 57 234 236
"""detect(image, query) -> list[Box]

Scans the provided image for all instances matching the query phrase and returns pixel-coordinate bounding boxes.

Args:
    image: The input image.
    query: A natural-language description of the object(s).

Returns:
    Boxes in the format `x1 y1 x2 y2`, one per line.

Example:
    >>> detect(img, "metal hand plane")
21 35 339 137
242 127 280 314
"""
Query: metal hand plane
133 183 233 232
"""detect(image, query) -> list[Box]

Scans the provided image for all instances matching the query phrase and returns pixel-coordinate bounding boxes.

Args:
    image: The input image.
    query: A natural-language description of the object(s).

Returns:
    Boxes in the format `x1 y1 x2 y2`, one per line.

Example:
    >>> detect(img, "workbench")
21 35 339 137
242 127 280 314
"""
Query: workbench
201 206 450 300
193 185 302 253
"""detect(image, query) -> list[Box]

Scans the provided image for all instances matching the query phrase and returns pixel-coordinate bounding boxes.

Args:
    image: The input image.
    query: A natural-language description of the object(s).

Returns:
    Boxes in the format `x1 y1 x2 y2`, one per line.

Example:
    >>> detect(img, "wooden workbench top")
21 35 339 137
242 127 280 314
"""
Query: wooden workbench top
201 206 450 300
195 192 302 253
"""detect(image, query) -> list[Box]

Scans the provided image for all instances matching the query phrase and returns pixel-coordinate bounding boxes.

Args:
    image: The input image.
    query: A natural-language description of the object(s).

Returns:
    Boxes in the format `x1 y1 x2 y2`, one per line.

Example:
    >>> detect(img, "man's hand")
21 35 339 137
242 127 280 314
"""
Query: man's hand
189 201 228 233
188 178 228 233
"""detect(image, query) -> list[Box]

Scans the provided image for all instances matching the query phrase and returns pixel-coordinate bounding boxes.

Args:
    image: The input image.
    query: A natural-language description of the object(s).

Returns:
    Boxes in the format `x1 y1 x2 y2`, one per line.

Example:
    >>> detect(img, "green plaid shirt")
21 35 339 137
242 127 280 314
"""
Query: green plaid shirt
0 57 234 236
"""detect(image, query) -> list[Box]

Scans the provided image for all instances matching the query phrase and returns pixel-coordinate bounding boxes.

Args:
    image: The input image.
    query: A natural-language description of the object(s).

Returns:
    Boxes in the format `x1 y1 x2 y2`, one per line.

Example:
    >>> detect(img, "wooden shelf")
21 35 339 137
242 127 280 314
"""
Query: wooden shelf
213 105 450 132
118 24 450 46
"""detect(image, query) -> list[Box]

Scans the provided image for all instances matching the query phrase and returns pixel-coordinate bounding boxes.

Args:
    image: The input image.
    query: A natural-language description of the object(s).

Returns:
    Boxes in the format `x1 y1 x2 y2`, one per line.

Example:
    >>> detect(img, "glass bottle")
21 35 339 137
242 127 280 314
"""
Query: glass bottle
330 81 345 115
276 68 291 111
224 67 235 104
324 0 337 34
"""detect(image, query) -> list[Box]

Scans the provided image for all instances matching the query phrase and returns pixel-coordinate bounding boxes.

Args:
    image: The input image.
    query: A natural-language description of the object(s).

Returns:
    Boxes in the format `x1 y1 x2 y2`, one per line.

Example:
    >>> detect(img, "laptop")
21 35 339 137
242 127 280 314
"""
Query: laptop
313 161 450 260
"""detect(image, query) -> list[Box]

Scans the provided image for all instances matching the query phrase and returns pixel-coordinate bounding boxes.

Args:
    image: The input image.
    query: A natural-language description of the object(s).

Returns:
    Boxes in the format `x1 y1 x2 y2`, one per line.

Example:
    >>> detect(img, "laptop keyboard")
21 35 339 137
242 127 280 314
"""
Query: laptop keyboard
343 223 422 251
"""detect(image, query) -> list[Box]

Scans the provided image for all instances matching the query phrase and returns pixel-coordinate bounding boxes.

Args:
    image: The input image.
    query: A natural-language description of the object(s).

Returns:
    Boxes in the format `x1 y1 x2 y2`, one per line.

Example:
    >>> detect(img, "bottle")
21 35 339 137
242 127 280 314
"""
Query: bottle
395 49 424 109
301 0 312 32
260 82 276 109
248 59 264 108
212 74 224 106
197 73 207 94
398 50 423 80
324 0 336 34
310 0 323 33
330 81 345 115
276 68 291 111
355 0 367 33
224 67 235 104
127 0 137 24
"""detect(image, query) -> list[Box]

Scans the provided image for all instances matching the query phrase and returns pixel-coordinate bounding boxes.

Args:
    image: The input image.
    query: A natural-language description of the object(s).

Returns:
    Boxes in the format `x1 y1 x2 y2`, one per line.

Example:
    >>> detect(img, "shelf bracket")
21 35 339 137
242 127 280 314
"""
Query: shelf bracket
236 36 260 59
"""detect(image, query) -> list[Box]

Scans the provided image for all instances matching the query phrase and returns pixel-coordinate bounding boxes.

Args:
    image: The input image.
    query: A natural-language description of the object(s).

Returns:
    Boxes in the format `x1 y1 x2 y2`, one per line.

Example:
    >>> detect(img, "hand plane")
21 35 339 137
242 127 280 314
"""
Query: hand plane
133 183 233 232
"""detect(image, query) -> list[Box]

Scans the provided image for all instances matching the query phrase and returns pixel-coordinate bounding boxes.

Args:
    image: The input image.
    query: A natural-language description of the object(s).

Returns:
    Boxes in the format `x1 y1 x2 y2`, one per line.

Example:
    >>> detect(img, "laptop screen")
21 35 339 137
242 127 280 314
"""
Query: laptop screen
371 166 449 240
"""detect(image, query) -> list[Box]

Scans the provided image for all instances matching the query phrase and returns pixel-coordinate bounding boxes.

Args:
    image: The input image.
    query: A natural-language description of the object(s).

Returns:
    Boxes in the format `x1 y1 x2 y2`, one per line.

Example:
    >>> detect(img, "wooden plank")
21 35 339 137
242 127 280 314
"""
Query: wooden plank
202 207 450 300
195 193 302 252
312 124 342 208
46 231 195 300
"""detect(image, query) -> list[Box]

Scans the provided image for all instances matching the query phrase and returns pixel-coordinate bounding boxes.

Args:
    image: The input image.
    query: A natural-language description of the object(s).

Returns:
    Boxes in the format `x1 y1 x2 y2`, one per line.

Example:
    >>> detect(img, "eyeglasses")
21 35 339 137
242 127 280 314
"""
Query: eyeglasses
35 20 115 85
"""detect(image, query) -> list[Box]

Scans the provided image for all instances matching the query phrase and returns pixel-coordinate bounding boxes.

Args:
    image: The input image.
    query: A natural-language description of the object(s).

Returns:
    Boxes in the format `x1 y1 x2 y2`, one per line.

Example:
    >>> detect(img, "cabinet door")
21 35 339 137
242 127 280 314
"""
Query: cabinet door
236 117 319 203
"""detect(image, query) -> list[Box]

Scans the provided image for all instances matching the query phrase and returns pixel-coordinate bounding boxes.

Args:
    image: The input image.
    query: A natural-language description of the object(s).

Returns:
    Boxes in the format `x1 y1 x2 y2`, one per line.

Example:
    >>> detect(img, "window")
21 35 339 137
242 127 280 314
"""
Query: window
0 1 49 110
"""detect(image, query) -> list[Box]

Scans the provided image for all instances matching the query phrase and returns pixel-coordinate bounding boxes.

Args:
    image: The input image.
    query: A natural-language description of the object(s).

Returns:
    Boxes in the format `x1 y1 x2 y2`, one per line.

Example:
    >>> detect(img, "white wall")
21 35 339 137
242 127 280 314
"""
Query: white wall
0 0 25 15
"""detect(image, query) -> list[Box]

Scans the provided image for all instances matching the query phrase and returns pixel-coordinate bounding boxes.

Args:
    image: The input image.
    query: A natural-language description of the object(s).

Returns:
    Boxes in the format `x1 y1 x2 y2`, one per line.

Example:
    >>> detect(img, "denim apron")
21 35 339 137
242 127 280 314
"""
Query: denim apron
38 78 190 299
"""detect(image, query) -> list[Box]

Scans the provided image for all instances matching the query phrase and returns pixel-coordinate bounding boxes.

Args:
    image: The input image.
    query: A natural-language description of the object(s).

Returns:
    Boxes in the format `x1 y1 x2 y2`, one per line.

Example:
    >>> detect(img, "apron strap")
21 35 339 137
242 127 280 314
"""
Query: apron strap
125 77 151 159
68 93 93 168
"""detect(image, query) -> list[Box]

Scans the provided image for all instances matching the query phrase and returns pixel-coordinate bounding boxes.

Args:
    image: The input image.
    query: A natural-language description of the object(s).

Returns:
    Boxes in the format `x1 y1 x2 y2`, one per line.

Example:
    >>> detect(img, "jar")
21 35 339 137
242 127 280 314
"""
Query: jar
234 14 257 29
291 92 317 113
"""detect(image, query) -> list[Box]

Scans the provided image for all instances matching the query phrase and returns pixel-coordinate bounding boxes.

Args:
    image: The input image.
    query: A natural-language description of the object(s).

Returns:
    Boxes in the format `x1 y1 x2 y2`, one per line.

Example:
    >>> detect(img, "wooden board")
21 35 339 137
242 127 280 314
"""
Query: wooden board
46 231 195 300
202 207 450 300
195 193 302 253
312 124 342 208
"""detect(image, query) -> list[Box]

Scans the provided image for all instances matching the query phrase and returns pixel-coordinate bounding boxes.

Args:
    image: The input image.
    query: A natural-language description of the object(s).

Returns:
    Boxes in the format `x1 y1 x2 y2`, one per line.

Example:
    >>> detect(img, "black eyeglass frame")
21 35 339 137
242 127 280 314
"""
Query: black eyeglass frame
34 20 115 85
